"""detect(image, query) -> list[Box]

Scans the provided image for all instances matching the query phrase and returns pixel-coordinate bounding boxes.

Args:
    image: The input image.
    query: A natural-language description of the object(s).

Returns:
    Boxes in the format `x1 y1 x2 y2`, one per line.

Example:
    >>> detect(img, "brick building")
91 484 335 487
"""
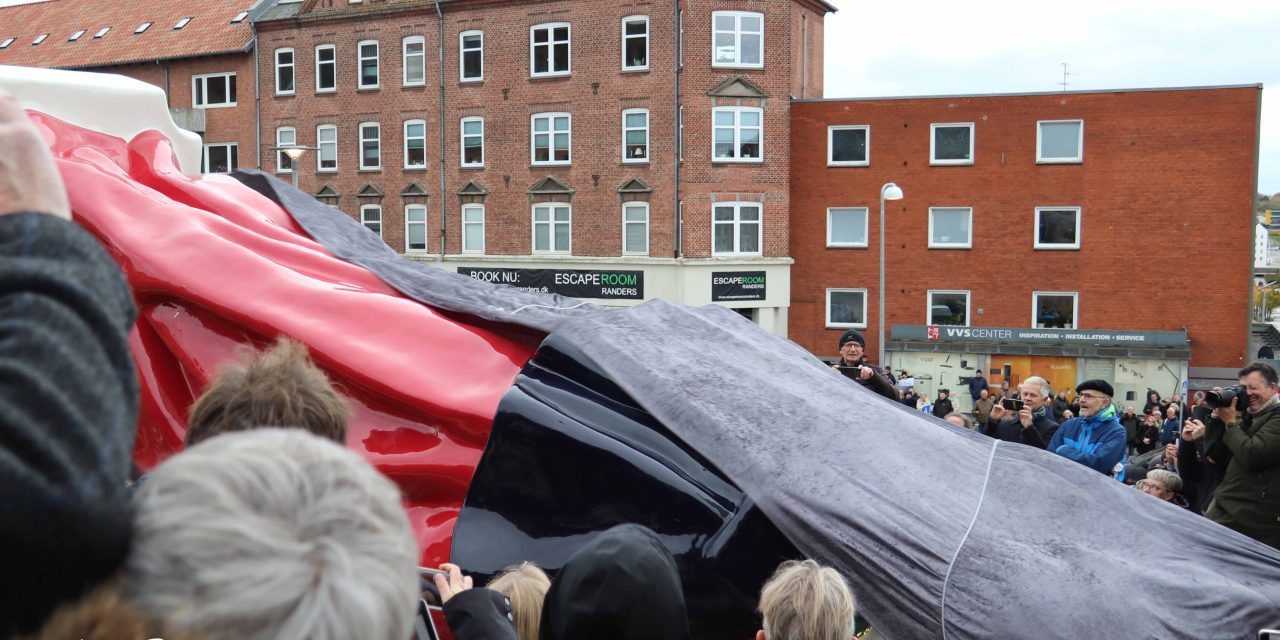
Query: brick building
790 86 1262 408
0 0 258 174
253 0 833 334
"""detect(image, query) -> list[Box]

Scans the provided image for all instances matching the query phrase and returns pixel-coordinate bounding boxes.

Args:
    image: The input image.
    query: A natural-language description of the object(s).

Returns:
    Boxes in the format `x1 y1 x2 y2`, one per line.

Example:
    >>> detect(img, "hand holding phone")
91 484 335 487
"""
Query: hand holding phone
1001 397 1024 412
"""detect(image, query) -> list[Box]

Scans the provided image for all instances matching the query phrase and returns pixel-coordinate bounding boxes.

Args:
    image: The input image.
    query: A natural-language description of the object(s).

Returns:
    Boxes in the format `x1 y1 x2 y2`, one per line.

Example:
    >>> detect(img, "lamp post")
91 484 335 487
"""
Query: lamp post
879 182 904 366
270 145 318 189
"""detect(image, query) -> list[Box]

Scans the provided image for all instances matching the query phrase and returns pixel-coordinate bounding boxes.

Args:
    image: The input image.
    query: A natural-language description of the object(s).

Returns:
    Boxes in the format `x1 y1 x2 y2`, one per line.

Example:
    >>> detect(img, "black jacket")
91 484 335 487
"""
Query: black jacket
443 588 518 640
932 397 955 418
832 357 899 402
980 411 1059 449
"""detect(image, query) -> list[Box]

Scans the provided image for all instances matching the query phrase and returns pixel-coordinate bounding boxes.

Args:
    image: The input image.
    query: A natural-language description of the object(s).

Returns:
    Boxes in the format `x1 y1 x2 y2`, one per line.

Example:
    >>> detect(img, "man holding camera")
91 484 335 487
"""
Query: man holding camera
979 376 1058 449
1189 362 1280 548
830 329 899 401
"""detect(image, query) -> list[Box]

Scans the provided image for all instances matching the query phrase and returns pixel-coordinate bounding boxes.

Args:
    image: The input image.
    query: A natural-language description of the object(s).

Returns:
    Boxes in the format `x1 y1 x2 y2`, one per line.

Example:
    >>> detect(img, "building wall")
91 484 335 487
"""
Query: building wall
789 86 1261 368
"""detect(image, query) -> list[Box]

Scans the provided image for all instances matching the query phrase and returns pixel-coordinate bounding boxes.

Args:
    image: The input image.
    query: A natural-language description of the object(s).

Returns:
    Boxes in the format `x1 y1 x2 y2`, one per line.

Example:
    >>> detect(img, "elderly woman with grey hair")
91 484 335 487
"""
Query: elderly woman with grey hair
122 429 420 640
1137 469 1191 509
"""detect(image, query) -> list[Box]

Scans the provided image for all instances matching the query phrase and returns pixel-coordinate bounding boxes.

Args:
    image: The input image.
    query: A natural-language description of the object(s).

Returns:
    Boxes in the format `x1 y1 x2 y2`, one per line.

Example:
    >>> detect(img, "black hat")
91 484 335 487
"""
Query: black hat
838 329 865 349
1076 379 1114 398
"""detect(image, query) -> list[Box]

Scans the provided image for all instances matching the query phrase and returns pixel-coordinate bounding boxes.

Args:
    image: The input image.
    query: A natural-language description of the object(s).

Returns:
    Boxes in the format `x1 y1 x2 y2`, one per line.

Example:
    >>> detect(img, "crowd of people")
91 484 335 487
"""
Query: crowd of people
0 90 867 640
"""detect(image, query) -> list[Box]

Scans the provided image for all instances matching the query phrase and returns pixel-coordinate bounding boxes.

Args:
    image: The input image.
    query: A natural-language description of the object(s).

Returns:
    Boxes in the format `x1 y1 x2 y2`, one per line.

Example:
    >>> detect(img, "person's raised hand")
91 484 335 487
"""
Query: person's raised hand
433 562 473 605
0 90 69 220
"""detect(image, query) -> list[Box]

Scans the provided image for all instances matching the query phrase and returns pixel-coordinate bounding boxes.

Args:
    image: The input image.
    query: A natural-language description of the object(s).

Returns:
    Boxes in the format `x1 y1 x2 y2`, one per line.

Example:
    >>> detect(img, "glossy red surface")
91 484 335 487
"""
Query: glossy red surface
31 111 539 567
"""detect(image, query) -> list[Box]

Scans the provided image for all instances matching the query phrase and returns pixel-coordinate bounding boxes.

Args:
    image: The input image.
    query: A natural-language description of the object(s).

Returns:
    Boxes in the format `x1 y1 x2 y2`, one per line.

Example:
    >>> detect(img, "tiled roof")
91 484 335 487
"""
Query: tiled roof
0 0 254 70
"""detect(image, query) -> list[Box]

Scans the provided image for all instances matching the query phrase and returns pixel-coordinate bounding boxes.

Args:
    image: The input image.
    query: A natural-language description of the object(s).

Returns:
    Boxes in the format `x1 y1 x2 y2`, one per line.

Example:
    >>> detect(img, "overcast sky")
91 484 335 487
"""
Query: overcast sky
824 0 1279 195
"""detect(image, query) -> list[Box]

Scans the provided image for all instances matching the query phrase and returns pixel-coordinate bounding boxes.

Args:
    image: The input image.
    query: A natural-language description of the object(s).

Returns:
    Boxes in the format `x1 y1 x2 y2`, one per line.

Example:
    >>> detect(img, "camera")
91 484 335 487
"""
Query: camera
1204 385 1248 411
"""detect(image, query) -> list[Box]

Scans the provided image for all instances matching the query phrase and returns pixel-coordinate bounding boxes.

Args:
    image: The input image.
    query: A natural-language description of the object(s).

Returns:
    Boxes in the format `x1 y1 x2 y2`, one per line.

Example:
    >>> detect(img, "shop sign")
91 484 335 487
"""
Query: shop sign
711 271 766 302
457 267 643 300
892 325 1188 348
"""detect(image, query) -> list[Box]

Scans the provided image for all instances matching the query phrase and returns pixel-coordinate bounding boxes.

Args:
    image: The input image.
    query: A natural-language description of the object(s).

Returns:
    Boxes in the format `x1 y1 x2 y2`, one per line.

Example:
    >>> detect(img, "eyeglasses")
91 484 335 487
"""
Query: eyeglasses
1077 393 1107 400
1136 479 1170 494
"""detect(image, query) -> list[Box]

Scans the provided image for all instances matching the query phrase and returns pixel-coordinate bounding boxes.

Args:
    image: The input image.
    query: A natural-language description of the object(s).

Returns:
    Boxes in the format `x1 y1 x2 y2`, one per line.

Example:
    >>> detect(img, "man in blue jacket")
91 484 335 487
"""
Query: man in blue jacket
1047 379 1128 479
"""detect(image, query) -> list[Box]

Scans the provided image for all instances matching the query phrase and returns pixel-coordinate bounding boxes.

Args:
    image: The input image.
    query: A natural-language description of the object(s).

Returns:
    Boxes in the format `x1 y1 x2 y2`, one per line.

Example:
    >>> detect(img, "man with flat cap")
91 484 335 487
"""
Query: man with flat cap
830 329 899 401
1047 379 1128 478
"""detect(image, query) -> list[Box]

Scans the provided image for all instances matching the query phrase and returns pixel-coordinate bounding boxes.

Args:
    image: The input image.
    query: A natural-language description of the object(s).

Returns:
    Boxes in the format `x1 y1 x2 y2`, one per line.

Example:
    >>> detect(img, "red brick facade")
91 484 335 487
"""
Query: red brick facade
788 87 1262 368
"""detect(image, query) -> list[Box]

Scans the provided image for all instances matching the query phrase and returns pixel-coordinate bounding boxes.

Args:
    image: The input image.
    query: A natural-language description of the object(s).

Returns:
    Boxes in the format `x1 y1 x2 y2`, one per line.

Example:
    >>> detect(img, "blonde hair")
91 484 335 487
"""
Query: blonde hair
759 559 856 640
486 563 550 640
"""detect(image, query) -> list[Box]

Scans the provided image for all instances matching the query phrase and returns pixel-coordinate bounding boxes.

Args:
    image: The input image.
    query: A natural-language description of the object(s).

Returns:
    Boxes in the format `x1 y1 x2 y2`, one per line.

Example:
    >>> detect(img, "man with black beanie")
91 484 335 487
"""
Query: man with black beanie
829 329 899 401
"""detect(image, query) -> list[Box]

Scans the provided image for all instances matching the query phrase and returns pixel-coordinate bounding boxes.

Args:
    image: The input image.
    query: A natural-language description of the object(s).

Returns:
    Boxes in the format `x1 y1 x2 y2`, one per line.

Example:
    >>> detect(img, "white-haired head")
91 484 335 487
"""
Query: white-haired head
123 429 418 640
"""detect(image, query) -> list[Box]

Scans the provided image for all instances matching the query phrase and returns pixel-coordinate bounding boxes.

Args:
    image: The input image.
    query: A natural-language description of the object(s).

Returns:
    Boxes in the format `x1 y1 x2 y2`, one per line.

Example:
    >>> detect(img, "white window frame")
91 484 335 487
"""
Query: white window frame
403 119 427 169
825 289 868 329
459 30 483 82
360 204 383 238
134 22 152 34
927 290 971 327
274 48 295 95
622 201 649 255
191 72 236 108
462 204 485 254
622 108 649 163
359 122 381 170
201 142 238 174
930 122 974 166
275 127 296 173
68 30 86 41
928 206 973 249
712 201 763 256
1036 119 1084 164
712 106 763 163
1032 291 1079 329
316 124 337 172
827 125 869 167
0 38 13 49
532 203 572 254
621 15 649 71
93 27 110 39
173 17 192 30
405 204 428 252
460 116 484 168
403 36 426 87
530 22 570 78
357 39 380 89
711 10 764 69
1033 206 1082 250
531 112 571 166
826 207 869 248
315 44 337 93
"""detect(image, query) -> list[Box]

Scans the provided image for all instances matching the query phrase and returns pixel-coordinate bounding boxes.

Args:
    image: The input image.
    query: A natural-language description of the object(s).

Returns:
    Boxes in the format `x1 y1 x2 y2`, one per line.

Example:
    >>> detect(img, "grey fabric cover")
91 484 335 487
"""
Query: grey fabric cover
234 170 1280 639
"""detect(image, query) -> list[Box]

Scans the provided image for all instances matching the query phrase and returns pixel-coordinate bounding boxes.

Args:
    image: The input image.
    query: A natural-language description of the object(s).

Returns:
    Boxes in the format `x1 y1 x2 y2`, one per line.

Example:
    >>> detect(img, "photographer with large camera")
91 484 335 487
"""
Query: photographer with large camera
1186 362 1280 548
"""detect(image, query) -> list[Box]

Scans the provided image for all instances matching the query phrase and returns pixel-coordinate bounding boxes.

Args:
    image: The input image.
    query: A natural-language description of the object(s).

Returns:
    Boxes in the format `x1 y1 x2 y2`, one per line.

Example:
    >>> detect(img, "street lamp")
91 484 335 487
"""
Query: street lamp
879 182 904 365
271 145 318 189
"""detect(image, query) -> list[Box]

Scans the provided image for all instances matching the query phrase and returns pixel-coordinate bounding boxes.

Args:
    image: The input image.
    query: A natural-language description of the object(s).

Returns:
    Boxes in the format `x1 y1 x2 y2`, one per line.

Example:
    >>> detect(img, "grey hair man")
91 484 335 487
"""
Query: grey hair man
756 559 856 640
122 429 419 640
980 376 1060 448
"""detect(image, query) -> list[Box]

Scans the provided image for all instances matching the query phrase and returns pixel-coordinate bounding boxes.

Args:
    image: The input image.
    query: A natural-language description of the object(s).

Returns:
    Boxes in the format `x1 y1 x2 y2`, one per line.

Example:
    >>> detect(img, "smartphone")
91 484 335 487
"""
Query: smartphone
1001 398 1024 412
417 567 445 607
837 365 864 380
413 599 441 640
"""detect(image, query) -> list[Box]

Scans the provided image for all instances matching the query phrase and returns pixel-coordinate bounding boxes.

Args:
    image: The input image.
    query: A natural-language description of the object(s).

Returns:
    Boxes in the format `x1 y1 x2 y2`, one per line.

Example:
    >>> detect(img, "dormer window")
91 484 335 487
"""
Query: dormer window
32 34 48 45
93 27 111 38
174 17 192 30
68 30 86 41
231 11 248 23
0 38 15 49
134 22 152 34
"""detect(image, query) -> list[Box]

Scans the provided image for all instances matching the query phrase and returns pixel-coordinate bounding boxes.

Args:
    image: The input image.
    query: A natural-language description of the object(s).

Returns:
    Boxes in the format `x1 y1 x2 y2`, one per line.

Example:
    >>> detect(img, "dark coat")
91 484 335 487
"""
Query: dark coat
832 357 899 402
968 375 988 398
1134 424 1161 455
980 410 1059 449
931 397 954 418
1204 400 1280 549
443 588 518 640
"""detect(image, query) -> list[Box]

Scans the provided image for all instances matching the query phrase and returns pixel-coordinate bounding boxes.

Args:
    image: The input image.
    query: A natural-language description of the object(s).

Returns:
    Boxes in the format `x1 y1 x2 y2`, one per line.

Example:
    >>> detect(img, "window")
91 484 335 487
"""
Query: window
928 290 970 326
134 22 152 34
460 30 483 81
275 48 295 95
275 127 296 172
173 17 193 30
712 11 763 68
231 11 248 23
826 289 867 328
531 113 570 165
1034 207 1081 249
404 120 426 169
1033 292 1078 329
201 143 238 174
826 207 868 247
359 122 381 170
93 27 110 39
358 40 379 89
828 125 868 166
622 109 648 163
461 117 484 167
316 45 336 92
712 202 762 255
462 204 485 253
403 36 425 86
928 207 972 249
931 122 973 165
360 204 382 237
32 34 48 45
712 106 762 162
68 30 86 41
0 38 13 49
405 205 427 252
532 203 571 253
622 16 648 70
317 125 337 171
1037 119 1083 163
530 23 570 77
192 73 237 108
623 202 649 254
